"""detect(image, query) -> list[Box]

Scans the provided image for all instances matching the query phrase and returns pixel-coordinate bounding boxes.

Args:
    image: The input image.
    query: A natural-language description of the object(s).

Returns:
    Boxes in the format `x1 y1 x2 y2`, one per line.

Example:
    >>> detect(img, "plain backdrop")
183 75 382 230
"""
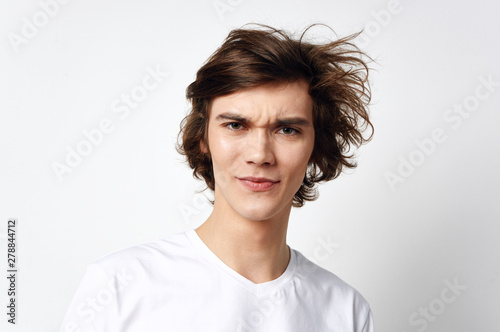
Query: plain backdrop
1 0 499 331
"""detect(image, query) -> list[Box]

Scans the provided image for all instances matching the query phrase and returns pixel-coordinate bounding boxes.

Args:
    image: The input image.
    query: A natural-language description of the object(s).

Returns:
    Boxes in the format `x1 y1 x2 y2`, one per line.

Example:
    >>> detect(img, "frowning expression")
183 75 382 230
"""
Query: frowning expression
204 80 315 221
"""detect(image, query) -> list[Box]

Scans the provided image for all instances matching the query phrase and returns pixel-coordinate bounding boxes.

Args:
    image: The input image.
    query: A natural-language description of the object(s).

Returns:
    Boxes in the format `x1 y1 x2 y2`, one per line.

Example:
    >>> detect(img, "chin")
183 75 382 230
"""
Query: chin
232 199 289 222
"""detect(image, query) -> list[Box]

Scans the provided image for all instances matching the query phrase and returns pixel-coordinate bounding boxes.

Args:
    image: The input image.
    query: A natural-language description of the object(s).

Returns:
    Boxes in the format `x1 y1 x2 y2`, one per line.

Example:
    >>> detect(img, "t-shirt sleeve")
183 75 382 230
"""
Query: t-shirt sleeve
59 263 130 332
361 308 374 332
352 287 373 332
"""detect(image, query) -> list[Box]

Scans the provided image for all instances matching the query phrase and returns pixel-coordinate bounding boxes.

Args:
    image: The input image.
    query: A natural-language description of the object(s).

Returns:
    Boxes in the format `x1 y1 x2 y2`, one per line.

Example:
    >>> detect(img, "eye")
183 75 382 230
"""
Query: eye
278 127 299 135
225 122 243 130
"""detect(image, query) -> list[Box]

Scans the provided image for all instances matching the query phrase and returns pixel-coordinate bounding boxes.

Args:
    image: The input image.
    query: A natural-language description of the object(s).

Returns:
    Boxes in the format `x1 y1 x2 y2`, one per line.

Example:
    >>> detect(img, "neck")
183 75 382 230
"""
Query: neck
195 197 292 284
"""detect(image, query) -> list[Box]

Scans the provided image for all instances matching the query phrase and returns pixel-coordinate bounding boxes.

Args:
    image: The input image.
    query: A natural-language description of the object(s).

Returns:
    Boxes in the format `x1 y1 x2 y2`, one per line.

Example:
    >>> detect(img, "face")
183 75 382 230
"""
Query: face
203 80 315 221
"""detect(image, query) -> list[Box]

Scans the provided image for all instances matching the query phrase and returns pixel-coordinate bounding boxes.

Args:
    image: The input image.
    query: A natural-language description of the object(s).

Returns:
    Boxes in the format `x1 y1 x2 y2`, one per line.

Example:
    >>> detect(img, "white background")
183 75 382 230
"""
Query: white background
1 0 499 331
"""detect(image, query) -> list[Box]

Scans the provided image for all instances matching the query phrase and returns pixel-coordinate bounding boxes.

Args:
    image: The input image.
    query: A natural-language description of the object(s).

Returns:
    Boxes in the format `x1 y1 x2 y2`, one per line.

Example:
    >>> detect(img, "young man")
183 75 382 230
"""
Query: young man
60 25 374 332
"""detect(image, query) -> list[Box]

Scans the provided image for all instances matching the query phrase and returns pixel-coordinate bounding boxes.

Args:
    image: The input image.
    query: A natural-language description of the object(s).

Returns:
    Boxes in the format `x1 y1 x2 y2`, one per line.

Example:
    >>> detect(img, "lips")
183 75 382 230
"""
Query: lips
237 177 279 192
238 177 278 183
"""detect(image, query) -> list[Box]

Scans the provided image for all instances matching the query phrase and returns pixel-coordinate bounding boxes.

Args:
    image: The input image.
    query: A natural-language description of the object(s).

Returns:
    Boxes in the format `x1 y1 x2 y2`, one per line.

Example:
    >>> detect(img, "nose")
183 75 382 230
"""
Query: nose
244 130 276 166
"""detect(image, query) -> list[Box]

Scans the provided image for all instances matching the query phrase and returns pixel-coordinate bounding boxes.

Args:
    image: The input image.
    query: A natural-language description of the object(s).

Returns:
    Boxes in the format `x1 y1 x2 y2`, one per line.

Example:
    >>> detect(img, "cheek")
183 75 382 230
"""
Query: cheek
211 135 236 160
208 132 240 178
294 138 315 180
216 135 237 154
283 144 314 179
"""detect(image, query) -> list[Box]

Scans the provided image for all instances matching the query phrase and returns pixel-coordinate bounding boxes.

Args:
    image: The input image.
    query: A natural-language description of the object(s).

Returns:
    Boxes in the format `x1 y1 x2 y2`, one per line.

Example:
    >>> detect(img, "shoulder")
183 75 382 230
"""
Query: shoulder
90 230 193 276
292 249 372 314
291 249 373 331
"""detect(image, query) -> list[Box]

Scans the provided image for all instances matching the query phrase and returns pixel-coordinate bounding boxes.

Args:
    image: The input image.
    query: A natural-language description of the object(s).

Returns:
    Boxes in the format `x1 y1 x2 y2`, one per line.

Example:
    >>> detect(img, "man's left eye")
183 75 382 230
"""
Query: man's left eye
227 122 243 130
279 127 298 135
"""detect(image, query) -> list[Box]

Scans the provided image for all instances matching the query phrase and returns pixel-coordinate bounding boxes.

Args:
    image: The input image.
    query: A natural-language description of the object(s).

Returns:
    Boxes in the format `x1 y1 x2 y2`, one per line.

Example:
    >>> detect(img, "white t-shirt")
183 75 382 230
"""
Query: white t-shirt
60 229 373 332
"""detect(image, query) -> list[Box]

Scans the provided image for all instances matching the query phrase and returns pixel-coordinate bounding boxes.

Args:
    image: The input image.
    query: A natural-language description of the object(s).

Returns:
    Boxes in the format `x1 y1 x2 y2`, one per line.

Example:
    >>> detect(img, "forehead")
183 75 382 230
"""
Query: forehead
209 80 313 122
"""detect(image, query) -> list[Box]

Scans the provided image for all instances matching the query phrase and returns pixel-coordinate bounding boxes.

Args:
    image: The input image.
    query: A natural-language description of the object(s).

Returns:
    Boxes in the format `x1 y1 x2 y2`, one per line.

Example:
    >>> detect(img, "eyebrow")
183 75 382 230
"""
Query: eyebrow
215 112 312 127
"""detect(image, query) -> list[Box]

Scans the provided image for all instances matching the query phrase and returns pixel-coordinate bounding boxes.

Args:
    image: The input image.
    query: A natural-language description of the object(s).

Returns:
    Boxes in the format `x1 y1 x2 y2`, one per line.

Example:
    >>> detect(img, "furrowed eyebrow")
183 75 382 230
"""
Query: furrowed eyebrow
215 112 312 127
275 117 312 127
215 113 248 123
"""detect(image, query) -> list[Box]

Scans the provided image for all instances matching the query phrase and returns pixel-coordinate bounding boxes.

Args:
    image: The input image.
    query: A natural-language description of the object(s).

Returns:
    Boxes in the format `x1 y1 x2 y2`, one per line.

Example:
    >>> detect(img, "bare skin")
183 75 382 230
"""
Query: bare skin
196 80 315 284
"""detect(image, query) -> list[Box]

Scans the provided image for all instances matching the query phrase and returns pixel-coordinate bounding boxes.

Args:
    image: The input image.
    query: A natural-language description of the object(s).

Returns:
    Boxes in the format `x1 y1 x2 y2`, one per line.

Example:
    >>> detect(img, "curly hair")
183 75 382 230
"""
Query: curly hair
177 24 373 207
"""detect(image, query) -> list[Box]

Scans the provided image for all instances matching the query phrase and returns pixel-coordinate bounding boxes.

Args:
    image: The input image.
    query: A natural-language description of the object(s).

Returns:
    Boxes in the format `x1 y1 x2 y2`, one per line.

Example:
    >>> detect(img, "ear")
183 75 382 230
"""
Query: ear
199 139 208 154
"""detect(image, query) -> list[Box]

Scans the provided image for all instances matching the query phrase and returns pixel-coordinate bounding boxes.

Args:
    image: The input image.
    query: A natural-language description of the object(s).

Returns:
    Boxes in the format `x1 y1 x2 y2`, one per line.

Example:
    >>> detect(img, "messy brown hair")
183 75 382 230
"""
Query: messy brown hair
177 24 373 207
